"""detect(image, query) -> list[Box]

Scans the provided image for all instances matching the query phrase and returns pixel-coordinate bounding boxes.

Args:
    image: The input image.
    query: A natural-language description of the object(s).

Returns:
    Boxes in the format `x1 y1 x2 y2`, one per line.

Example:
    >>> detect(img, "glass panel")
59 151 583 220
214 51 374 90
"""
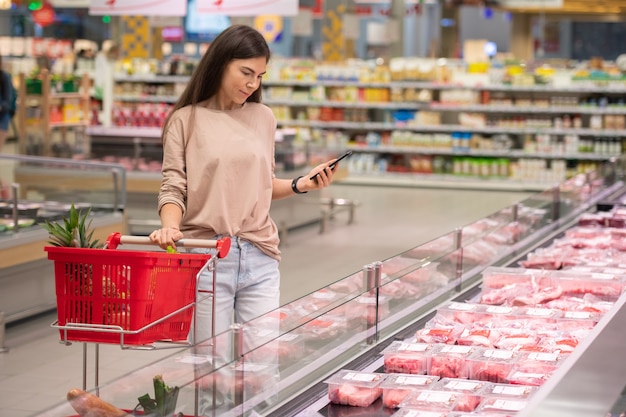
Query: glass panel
0 154 125 236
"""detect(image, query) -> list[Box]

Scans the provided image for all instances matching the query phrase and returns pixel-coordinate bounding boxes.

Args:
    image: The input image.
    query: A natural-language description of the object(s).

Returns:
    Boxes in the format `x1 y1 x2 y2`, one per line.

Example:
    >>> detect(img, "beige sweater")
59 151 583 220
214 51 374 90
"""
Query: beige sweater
157 102 281 260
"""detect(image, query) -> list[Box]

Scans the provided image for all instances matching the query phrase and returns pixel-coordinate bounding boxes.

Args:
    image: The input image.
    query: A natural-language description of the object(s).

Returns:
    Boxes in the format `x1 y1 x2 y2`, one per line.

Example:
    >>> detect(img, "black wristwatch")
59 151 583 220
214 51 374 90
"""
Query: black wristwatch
291 176 308 194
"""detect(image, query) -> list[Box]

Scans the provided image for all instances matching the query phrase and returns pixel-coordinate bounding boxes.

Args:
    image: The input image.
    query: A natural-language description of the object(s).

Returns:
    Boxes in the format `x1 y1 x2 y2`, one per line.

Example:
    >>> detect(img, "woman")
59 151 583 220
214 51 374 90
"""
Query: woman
149 25 339 345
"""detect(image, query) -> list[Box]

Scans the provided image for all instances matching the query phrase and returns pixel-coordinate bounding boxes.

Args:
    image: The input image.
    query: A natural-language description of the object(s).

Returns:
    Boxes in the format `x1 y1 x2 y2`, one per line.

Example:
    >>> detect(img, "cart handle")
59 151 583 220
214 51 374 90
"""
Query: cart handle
105 232 231 259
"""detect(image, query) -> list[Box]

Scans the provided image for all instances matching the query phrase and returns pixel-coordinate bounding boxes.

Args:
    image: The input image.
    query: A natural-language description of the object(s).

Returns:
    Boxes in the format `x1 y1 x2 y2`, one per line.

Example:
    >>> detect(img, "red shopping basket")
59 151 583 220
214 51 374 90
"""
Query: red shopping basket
46 233 231 345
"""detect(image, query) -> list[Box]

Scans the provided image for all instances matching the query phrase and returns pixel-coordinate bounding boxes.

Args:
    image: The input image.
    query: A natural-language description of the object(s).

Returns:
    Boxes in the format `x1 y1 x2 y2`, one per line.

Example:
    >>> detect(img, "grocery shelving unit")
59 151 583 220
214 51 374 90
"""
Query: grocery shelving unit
15 70 92 158
90 65 625 194
262 78 626 190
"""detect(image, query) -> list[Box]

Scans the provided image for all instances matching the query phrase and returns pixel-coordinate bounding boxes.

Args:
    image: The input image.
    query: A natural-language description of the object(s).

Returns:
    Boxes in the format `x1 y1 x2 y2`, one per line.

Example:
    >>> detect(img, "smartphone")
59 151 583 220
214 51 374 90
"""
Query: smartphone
310 150 353 181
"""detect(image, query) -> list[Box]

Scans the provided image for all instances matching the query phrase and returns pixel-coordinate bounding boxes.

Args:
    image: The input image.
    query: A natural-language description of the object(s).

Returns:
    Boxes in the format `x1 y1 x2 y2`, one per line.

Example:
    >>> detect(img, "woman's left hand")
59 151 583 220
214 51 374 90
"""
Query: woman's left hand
304 159 338 190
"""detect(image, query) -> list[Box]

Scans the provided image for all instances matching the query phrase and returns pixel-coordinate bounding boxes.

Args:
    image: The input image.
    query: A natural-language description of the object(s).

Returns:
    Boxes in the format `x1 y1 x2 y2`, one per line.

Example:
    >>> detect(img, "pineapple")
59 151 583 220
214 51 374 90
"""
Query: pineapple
41 203 101 248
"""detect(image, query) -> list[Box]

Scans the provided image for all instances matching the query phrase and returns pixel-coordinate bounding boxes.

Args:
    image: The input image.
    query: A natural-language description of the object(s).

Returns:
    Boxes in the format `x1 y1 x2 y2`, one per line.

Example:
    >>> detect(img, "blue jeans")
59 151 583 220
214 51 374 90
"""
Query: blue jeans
192 236 280 345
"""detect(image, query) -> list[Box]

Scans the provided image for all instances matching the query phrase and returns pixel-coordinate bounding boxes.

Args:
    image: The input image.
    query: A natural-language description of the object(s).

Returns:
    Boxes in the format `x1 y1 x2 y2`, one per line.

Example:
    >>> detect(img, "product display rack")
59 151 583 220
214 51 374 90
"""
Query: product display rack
15 70 92 158
263 78 626 190
87 62 626 191
26 159 626 417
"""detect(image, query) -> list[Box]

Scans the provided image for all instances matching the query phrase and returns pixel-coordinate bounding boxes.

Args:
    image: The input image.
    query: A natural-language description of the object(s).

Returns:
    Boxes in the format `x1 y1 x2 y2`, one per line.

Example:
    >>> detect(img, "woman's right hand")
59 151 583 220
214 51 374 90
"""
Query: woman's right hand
149 226 184 251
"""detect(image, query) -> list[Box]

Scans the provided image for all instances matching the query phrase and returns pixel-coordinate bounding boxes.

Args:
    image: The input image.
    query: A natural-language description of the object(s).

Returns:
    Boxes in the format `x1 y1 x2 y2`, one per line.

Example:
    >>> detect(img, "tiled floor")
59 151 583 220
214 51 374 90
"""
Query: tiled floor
0 182 532 417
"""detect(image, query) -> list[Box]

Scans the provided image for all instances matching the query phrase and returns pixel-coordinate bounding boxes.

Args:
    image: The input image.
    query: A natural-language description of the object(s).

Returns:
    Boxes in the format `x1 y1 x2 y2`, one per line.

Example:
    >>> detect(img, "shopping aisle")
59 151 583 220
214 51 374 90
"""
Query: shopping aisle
0 184 532 417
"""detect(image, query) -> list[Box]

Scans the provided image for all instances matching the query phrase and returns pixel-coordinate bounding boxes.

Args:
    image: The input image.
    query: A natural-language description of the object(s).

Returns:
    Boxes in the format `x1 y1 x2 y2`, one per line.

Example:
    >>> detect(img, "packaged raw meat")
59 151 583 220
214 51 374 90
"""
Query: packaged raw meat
343 294 389 326
518 351 562 368
475 397 529 415
513 306 562 323
432 378 491 412
379 278 422 299
481 267 550 290
466 348 522 383
537 335 580 354
416 316 465 345
380 373 439 408
481 382 537 399
213 362 278 401
297 315 348 342
329 273 364 294
435 302 485 325
428 344 478 379
506 363 558 386
325 370 386 407
398 389 461 412
456 328 501 348
577 213 608 227
382 341 435 374
390 409 448 417
494 332 541 351
556 270 624 301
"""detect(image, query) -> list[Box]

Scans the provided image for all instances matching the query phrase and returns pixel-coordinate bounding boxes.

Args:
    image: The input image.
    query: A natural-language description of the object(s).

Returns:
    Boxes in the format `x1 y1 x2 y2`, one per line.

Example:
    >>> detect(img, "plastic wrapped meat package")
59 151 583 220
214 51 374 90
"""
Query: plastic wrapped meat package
416 315 465 345
398 389 462 412
506 362 558 386
211 362 279 403
329 272 364 295
325 370 386 407
382 341 435 374
555 270 624 301
380 373 439 408
296 314 349 343
399 262 449 292
475 397 529 415
435 301 486 325
431 377 491 412
340 294 390 326
479 267 559 306
390 409 449 417
456 328 502 348
493 331 541 351
428 344 479 379
466 348 522 383
481 382 537 399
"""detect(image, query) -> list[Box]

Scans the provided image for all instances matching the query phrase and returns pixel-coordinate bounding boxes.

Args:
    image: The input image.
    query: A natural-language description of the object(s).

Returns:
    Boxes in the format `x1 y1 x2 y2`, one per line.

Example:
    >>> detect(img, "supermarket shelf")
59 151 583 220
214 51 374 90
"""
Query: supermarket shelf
264 79 626 93
264 99 427 110
87 125 162 138
265 99 626 115
49 92 85 100
49 121 90 129
339 172 553 191
346 144 621 161
276 119 626 137
115 95 178 103
429 103 626 115
113 74 191 83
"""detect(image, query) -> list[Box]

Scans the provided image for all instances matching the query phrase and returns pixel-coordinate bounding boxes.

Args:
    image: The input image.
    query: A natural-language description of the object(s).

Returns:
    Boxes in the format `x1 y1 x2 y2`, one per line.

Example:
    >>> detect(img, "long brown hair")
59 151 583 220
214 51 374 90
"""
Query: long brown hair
161 25 271 143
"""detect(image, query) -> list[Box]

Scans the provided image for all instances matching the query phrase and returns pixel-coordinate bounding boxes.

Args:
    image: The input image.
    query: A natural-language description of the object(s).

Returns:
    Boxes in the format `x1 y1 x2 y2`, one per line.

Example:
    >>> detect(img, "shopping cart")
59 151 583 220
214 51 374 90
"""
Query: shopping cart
47 232 231 347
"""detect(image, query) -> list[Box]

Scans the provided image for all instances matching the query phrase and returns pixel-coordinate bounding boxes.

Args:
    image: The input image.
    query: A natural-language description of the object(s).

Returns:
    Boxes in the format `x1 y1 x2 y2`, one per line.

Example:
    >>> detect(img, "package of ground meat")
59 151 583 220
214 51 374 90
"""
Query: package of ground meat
325 370 385 407
380 373 439 408
465 348 522 383
432 377 491 413
382 341 435 375
428 344 479 379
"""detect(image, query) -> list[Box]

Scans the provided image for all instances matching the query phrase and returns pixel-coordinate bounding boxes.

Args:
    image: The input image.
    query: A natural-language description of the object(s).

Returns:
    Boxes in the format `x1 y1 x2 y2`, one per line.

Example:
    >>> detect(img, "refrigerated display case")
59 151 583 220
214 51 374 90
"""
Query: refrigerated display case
28 158 626 417
0 154 127 332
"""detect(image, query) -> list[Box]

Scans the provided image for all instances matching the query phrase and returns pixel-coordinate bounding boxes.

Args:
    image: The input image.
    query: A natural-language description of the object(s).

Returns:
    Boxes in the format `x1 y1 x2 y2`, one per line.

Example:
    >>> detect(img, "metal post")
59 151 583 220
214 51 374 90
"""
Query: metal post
231 324 244 407
363 263 375 292
11 183 19 234
552 185 561 222
0 312 9 353
454 227 463 291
